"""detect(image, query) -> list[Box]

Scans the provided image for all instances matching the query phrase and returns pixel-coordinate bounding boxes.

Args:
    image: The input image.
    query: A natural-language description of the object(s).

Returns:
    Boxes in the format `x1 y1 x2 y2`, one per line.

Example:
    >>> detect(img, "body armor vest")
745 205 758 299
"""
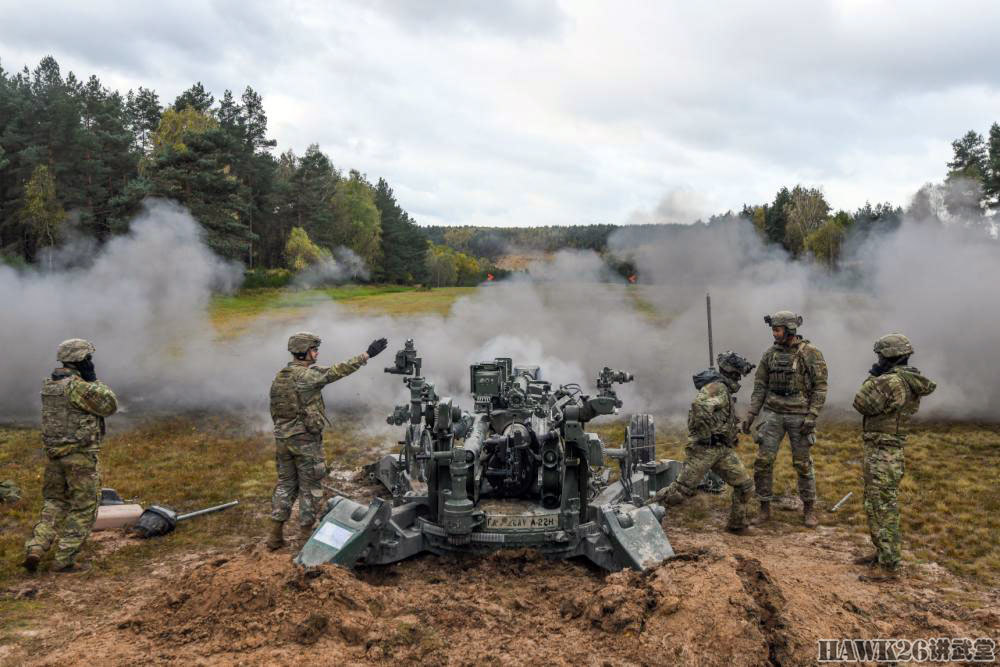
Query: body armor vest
40 376 103 457
270 365 327 437
767 346 803 397
270 366 302 421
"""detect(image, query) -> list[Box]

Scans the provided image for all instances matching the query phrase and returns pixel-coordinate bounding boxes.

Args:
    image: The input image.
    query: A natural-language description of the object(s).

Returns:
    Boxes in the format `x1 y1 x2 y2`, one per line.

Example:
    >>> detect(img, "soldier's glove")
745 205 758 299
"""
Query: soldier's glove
366 338 388 358
741 413 756 435
801 417 816 436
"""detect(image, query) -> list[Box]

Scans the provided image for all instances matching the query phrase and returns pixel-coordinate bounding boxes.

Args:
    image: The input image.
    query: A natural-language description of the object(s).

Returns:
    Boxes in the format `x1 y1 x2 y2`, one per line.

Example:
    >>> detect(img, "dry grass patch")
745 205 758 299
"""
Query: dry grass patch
611 417 1000 585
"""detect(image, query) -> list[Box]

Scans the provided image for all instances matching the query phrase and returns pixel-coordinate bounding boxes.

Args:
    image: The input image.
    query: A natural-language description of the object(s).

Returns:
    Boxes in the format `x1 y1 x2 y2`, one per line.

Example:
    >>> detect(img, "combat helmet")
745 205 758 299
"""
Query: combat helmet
287 332 322 355
56 338 95 363
717 351 755 377
873 333 913 359
764 311 803 333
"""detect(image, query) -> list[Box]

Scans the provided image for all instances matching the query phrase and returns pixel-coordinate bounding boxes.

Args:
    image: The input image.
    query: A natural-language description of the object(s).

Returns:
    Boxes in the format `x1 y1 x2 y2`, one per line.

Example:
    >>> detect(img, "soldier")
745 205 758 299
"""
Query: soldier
23 339 118 573
651 352 757 534
852 334 935 579
741 311 828 527
266 332 388 550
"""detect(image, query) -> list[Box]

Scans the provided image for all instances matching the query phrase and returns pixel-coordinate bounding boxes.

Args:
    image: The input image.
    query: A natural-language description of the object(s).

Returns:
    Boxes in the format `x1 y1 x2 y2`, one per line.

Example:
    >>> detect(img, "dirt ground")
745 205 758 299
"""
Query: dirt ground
4 505 997 666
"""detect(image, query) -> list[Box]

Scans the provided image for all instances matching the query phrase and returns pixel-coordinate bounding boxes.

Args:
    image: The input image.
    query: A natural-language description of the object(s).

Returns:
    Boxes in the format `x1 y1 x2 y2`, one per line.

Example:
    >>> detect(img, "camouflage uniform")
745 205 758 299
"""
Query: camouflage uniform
25 340 118 570
269 354 367 528
655 354 756 531
853 335 936 570
0 480 21 503
748 335 827 508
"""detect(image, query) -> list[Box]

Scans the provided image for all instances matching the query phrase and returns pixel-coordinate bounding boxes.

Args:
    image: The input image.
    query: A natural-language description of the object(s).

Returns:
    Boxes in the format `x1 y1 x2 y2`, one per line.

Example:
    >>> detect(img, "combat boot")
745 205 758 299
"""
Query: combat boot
265 519 285 551
22 547 43 573
753 501 771 525
803 500 818 528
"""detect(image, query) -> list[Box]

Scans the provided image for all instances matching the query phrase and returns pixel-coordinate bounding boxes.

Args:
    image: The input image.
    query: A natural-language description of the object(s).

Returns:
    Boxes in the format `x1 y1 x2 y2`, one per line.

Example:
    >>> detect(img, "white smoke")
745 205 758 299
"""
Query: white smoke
1 195 997 426
293 246 370 288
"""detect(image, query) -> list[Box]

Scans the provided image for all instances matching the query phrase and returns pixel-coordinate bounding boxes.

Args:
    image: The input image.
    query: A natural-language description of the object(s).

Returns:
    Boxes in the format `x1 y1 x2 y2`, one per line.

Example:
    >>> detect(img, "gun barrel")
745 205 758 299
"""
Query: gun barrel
176 500 240 522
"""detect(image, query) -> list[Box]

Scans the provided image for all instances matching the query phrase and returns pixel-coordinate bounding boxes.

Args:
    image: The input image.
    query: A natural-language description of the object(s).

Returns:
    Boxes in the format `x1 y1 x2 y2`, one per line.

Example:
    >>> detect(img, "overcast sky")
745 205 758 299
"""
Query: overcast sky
3 0 1000 227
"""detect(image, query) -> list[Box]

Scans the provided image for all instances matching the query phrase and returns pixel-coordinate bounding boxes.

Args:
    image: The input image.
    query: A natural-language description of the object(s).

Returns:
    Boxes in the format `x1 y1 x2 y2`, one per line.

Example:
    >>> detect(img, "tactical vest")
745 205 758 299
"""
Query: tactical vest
40 376 103 457
270 365 327 437
767 346 803 397
270 366 302 421
689 381 739 446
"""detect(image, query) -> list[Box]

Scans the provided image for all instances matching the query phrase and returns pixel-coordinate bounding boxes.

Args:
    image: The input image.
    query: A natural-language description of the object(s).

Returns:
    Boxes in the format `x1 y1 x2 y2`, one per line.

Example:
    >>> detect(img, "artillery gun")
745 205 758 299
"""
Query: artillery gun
296 340 682 572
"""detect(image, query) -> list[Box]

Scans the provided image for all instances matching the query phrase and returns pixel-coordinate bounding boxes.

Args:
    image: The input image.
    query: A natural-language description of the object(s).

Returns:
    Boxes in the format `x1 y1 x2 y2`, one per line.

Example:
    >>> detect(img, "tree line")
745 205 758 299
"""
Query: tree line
1 56 500 286
2 56 995 285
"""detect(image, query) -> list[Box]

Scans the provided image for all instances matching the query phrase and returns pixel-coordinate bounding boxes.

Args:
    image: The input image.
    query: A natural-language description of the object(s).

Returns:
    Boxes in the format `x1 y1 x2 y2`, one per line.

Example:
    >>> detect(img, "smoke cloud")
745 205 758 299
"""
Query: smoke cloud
293 247 371 288
1 195 997 429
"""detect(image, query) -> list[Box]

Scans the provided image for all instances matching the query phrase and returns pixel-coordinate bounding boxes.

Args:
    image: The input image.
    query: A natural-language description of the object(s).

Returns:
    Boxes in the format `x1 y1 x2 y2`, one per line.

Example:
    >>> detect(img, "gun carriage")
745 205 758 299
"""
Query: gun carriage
297 340 681 572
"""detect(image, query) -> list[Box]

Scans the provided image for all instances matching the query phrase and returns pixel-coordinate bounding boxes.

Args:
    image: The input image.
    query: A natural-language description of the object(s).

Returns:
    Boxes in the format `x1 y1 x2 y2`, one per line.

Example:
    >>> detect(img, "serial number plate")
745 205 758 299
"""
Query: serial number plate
485 514 559 530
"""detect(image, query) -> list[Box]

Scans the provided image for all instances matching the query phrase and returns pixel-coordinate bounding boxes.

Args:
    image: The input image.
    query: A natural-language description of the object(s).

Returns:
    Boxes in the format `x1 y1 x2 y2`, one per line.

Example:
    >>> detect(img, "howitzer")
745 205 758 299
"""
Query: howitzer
297 341 683 572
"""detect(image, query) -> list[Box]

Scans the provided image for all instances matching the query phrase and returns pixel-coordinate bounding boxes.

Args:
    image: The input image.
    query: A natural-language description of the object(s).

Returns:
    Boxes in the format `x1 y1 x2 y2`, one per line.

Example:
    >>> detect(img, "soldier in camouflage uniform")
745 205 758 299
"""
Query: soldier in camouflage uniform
23 339 118 573
651 352 757 534
742 312 828 527
852 334 935 578
266 332 388 550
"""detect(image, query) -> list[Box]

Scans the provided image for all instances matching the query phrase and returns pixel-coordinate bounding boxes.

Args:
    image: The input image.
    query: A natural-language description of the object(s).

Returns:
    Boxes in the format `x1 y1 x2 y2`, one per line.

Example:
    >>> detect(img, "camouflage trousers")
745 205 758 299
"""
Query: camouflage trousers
25 452 99 568
660 442 754 530
862 433 905 569
270 434 327 528
752 410 816 503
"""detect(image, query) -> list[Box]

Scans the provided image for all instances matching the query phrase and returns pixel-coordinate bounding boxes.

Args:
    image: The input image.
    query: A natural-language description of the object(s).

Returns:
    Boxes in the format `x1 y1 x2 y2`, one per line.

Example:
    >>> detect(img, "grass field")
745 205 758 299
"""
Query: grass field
2 283 998 651
210 285 476 336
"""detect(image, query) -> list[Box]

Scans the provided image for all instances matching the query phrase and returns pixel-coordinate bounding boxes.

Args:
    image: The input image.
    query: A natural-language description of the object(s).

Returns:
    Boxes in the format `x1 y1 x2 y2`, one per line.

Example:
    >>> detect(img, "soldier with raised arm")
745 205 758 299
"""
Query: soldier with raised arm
23 339 118 573
266 332 388 550
741 312 828 527
852 334 935 579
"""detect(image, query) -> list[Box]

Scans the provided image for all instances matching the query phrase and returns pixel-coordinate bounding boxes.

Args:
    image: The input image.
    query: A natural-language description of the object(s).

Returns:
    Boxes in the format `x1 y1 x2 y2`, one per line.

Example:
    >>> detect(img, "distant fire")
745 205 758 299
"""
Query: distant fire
627 275 637 283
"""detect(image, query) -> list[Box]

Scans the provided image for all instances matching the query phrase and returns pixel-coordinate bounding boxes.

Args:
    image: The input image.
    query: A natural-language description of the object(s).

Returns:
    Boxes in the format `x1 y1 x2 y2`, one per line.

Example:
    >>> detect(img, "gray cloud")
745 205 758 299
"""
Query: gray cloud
3 2 1000 225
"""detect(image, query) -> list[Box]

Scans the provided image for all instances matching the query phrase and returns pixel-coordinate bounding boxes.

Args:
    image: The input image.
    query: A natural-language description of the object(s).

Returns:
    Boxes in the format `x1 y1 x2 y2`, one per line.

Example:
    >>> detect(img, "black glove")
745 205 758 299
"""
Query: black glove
366 338 388 358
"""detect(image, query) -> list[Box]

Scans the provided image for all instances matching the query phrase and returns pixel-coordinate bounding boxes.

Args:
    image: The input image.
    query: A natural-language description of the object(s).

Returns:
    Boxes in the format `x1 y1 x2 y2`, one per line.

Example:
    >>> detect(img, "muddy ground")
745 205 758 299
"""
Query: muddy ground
4 501 997 666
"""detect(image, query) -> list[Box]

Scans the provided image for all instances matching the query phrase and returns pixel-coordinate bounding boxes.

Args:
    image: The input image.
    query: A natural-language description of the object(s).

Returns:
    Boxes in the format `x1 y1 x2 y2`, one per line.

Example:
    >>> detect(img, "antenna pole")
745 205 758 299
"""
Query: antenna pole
706 292 715 369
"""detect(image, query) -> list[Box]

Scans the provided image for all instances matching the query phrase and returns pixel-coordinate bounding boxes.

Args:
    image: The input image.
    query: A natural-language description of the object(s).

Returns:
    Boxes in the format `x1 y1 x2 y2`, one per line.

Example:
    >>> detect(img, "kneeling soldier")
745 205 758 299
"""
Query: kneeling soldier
652 352 757 534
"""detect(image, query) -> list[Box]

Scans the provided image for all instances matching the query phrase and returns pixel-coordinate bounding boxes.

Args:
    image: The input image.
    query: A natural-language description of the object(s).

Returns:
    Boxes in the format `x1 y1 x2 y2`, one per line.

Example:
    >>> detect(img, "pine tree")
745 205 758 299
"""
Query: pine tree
983 123 1000 211
172 82 214 112
374 177 428 283
125 87 162 153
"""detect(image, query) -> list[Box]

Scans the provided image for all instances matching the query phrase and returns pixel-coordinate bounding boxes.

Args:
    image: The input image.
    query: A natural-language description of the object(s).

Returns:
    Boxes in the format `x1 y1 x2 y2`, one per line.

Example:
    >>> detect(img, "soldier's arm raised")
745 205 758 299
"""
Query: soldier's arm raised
318 353 369 386
67 378 118 417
